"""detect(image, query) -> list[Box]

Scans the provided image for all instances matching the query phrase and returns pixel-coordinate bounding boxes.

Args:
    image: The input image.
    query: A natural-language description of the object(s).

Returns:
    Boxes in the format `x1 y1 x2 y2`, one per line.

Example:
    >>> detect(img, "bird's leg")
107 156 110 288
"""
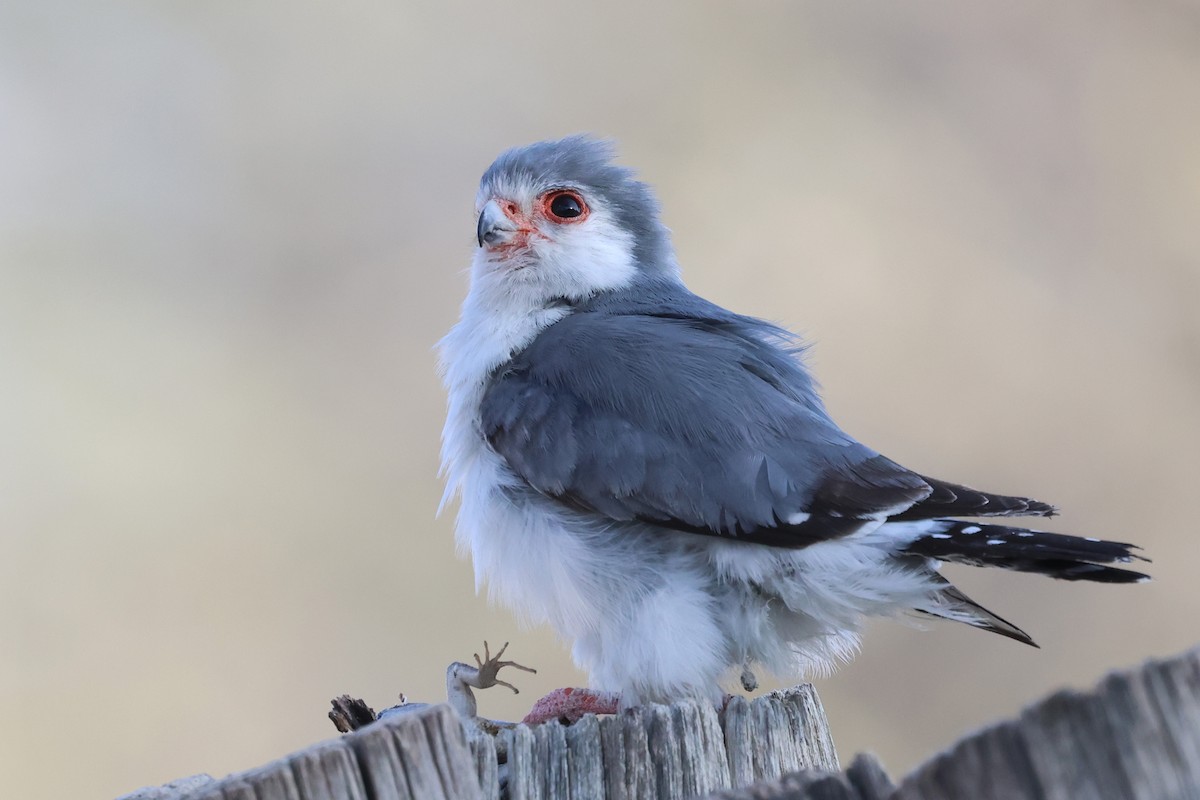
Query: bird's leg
522 687 622 725
446 640 536 719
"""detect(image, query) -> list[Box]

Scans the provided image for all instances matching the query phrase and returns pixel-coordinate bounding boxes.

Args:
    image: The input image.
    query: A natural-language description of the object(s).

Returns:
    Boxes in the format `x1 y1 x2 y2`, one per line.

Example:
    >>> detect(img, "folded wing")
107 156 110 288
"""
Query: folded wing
481 311 1050 548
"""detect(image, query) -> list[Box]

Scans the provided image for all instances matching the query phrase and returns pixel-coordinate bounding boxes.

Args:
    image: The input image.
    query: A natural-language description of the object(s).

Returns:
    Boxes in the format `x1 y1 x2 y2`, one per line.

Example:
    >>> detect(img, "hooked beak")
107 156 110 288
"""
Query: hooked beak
476 199 521 248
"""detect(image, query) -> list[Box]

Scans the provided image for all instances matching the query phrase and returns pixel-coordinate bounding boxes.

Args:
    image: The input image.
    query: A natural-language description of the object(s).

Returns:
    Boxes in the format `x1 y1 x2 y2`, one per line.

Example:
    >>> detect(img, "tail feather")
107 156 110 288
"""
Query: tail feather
919 583 1039 648
904 520 1150 584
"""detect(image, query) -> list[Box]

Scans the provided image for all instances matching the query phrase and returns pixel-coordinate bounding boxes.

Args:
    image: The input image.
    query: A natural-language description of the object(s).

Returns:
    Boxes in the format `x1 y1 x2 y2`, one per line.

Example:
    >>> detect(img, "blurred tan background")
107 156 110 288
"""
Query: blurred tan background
2 2 1198 798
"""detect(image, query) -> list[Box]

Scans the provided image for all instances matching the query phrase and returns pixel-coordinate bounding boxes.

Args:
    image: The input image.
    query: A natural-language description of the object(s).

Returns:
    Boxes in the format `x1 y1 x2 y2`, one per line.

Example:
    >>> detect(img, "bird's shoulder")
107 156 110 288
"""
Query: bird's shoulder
491 302 820 413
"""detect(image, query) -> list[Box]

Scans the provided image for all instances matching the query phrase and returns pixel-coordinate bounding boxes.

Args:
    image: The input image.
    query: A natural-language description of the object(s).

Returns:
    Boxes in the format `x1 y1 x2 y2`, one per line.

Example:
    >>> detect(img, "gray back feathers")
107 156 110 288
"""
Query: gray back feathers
480 281 937 546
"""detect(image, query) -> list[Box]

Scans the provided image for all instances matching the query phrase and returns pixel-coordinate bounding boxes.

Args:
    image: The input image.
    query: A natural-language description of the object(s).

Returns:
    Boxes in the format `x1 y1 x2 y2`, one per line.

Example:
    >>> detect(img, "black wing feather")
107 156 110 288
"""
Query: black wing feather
889 475 1057 521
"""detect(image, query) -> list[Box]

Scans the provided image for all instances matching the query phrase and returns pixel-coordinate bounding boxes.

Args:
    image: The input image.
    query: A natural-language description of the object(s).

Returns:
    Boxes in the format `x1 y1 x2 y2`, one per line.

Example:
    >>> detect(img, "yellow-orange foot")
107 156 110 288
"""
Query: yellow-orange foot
522 687 621 725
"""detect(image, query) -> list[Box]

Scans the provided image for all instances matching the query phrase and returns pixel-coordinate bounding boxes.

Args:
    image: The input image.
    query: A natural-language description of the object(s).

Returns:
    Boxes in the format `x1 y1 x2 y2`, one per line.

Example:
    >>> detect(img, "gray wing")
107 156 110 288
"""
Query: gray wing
479 312 936 547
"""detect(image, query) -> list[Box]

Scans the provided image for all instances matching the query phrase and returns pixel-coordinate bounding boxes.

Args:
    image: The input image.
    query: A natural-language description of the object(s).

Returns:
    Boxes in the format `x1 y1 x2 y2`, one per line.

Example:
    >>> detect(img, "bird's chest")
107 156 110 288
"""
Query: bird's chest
444 411 614 634
439 302 601 620
438 299 568 510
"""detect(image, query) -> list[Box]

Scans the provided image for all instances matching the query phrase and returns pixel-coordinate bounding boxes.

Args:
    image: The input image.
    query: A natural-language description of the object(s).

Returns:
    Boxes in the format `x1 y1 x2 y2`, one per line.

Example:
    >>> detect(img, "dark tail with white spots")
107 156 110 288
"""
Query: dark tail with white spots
904 520 1149 583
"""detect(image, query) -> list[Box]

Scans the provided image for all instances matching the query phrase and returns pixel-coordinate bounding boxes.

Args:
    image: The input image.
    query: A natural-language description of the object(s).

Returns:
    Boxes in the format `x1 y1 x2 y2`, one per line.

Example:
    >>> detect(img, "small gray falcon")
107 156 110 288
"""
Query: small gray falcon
438 136 1147 724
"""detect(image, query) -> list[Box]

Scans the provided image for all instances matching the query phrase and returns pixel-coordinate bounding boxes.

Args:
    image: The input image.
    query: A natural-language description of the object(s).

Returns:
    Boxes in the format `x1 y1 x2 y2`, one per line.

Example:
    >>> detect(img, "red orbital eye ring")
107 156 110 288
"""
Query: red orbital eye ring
541 191 589 222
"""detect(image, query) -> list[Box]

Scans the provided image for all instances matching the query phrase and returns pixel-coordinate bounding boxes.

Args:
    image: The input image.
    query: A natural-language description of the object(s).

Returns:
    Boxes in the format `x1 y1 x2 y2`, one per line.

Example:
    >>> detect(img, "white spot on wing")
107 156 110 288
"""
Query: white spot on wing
986 538 1005 545
961 526 981 534
929 533 951 539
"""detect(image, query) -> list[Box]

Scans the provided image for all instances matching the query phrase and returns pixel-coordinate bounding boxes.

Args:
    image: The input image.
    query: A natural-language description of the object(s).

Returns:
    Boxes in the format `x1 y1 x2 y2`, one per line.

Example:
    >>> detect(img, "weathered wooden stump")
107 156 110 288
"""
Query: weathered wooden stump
118 685 836 800
492 686 836 800
119 647 1200 800
887 645 1200 800
711 646 1200 800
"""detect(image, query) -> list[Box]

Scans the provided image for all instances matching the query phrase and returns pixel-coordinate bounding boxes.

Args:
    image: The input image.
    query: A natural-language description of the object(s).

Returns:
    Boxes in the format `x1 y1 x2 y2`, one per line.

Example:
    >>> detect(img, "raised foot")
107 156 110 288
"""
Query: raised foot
522 687 621 725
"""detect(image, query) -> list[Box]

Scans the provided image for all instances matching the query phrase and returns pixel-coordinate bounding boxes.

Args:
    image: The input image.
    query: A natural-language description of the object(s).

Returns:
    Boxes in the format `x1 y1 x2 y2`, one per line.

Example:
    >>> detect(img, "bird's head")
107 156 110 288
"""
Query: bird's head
471 136 678 303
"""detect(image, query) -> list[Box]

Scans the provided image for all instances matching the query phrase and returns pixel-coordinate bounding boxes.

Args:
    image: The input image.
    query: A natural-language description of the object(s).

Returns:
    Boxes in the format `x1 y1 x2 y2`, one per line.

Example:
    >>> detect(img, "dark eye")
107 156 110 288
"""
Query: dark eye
546 191 586 220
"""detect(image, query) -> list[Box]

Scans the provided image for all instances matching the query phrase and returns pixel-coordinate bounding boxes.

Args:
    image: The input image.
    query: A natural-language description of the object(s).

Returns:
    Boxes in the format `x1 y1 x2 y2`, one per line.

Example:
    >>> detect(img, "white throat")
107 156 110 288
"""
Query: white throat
437 258 573 515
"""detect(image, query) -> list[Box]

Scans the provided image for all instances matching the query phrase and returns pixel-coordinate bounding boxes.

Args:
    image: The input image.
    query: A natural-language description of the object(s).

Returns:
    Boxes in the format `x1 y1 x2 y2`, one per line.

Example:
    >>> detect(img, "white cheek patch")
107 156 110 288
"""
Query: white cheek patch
541 216 638 296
